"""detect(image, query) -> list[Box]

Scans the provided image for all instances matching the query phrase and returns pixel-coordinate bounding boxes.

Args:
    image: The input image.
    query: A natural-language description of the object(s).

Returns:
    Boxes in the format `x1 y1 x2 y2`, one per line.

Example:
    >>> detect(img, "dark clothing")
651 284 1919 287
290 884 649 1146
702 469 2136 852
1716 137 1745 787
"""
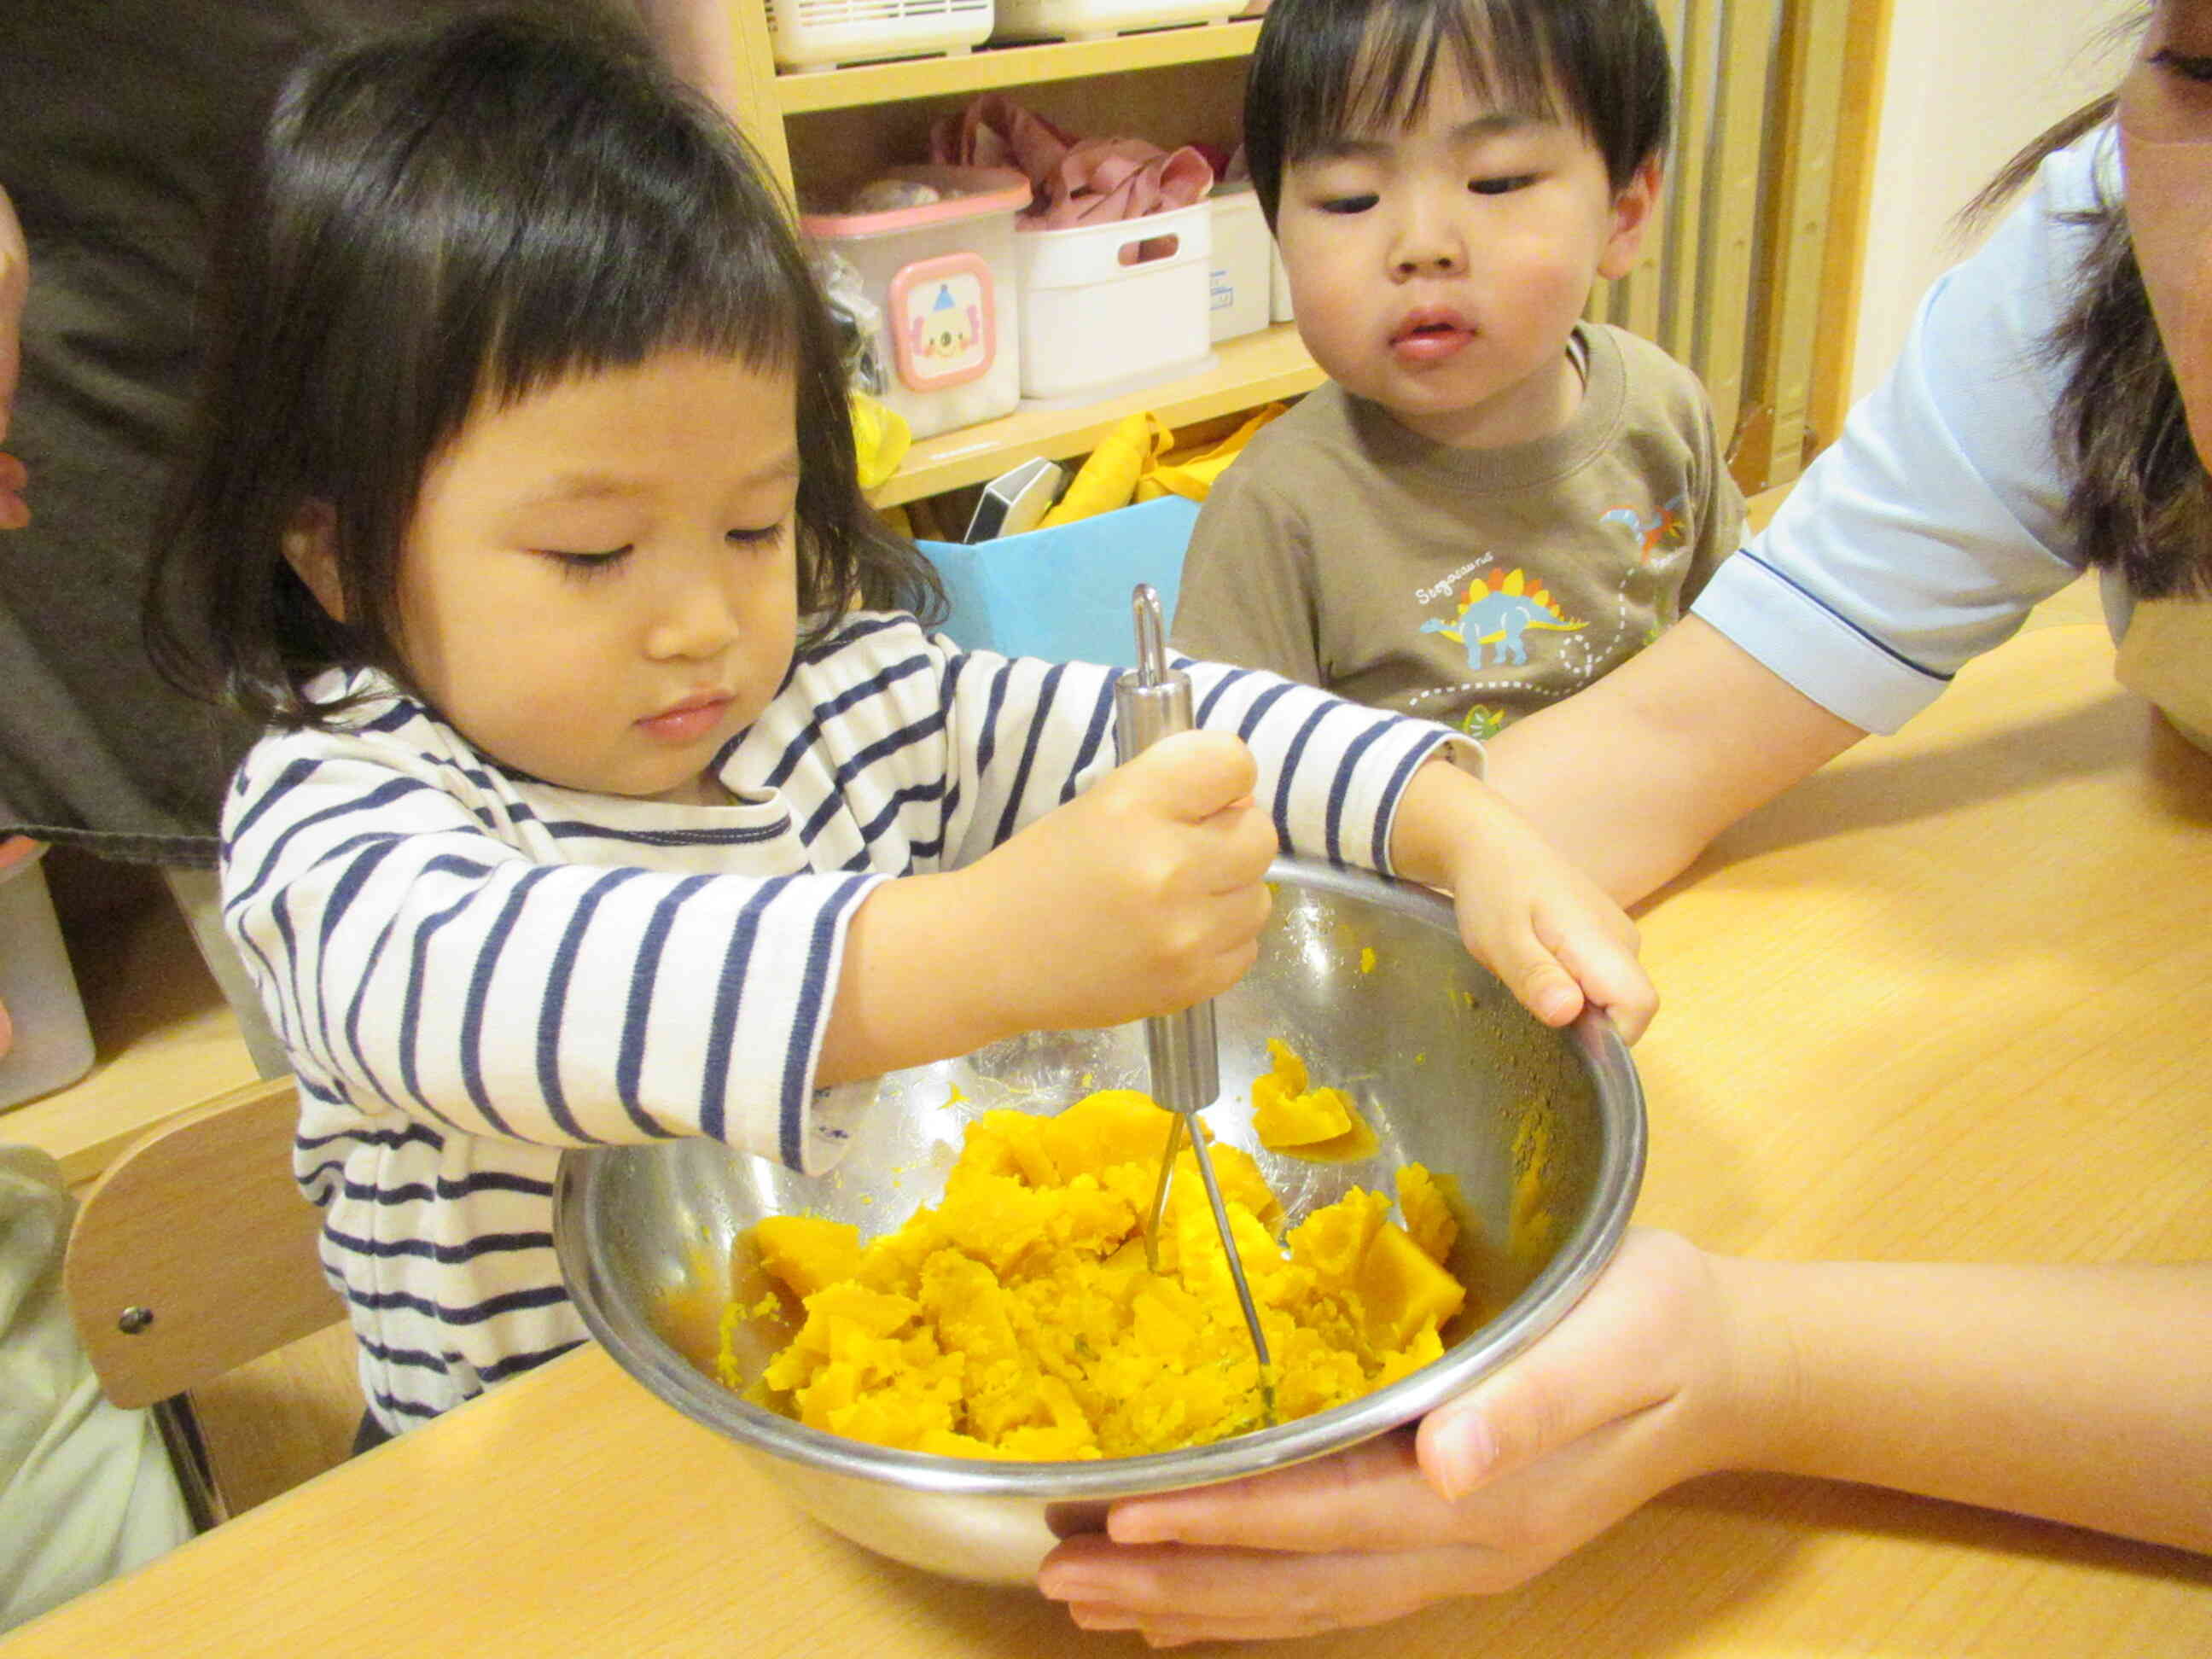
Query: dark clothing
0 1 593 864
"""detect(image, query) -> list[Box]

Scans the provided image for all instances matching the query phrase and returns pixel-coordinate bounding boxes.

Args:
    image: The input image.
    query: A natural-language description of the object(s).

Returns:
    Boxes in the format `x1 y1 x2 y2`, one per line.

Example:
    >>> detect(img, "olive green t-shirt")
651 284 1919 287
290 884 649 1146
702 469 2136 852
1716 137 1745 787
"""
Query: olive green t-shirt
1171 323 1744 740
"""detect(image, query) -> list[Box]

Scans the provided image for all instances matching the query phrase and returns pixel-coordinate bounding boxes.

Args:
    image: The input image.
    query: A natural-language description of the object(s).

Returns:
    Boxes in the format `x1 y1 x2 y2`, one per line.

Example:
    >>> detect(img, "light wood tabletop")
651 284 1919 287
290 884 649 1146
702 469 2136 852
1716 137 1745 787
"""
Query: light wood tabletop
9 620 2210 1657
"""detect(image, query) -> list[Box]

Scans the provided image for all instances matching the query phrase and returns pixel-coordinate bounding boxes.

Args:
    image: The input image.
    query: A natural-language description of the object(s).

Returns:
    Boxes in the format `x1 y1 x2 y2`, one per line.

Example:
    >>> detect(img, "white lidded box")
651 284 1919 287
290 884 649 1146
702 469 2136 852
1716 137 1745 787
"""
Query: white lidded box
990 0 1237 41
0 839 96 1112
1206 183 1269 343
764 0 993 71
801 167 1030 442
1270 240 1295 322
1015 199 1213 401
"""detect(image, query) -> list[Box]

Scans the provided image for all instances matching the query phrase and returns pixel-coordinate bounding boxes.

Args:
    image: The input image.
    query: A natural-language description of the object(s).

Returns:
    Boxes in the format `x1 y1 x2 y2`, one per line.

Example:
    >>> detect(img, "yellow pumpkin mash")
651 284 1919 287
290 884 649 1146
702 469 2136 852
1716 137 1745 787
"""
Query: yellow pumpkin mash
726 1087 1469 1460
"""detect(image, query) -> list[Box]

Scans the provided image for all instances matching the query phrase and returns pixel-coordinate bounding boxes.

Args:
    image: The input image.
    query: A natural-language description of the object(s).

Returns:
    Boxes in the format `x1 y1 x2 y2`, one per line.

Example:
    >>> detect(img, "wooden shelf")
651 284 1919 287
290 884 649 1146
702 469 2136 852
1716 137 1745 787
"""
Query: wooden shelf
871 322 1318 505
774 20 1260 114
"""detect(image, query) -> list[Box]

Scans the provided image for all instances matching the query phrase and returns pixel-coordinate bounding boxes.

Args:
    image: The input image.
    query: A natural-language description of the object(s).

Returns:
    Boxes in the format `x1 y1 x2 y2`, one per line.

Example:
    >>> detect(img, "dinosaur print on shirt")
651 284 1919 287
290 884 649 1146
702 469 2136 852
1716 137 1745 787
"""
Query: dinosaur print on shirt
1418 567 1588 669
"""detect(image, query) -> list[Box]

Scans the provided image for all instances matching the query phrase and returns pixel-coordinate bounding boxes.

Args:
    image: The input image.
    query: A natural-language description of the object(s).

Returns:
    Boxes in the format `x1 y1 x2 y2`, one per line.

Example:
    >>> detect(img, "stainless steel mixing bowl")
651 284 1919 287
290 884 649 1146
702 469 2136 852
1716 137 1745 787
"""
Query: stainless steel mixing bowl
554 858 1644 1585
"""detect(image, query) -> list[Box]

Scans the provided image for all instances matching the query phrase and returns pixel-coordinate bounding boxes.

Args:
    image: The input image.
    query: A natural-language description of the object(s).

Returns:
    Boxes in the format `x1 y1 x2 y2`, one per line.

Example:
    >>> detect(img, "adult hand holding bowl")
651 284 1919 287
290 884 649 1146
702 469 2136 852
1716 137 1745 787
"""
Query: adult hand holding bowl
553 858 1643 1585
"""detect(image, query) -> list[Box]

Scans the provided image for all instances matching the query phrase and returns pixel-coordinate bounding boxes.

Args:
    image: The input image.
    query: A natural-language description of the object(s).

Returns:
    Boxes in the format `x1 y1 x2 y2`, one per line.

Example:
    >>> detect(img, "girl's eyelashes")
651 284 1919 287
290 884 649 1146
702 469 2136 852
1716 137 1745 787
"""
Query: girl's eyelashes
2151 46 2212 82
535 521 785 573
543 546 632 578
1318 193 1379 215
1470 173 1537 195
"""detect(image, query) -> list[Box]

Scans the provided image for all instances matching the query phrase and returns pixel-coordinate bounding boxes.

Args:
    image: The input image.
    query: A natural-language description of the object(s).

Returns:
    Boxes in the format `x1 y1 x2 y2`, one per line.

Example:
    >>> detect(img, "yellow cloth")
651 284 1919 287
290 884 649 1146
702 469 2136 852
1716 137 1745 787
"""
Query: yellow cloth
849 392 911 493
1039 403 1289 527
1140 402 1288 504
1038 412 1166 527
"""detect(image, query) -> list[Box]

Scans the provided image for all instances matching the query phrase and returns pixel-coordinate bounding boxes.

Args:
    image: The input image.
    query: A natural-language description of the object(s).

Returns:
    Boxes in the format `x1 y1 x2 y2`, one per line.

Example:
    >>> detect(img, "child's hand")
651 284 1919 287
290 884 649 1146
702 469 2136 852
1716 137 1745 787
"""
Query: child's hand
958 729 1279 1034
1392 758 1655 1041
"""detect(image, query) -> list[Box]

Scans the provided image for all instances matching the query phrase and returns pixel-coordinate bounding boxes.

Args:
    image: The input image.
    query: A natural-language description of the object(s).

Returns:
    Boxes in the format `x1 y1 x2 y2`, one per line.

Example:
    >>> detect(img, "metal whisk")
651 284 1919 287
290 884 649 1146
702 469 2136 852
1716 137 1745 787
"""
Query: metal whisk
1113 585 1276 1426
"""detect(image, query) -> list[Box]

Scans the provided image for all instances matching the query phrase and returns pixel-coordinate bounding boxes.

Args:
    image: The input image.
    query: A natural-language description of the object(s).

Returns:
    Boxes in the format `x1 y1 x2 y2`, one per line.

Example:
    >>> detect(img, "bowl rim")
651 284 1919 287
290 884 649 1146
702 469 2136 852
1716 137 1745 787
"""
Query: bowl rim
555 859 1645 1499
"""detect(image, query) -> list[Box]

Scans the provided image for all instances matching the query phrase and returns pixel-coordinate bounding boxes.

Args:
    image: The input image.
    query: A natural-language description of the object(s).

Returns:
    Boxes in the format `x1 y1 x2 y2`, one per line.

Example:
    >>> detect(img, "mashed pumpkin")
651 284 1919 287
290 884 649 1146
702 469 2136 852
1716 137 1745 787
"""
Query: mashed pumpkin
725 1088 1470 1460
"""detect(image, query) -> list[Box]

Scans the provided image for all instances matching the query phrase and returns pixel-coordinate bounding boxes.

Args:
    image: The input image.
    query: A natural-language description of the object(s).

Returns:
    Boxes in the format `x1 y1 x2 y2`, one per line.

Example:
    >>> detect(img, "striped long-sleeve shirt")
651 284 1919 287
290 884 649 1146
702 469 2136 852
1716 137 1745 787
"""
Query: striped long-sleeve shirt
222 612 1461 1430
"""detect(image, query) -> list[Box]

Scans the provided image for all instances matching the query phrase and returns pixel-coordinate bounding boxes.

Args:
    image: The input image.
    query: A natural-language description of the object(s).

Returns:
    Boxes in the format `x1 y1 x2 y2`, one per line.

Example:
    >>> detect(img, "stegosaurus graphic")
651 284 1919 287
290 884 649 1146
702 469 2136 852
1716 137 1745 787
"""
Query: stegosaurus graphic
1420 567 1586 668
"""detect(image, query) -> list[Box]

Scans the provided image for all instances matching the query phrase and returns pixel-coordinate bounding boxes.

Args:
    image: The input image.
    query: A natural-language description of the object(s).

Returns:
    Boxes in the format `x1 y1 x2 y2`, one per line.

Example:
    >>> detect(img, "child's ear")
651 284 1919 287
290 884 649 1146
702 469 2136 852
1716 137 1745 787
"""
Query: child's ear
1597 156 1664 282
282 500 346 623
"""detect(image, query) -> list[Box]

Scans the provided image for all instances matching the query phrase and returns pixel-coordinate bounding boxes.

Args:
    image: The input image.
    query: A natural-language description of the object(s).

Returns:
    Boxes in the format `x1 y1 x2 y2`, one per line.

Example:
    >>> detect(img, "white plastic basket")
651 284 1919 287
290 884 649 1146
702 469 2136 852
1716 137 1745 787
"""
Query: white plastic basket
1207 185 1270 343
765 0 993 72
990 0 1237 44
1016 200 1213 401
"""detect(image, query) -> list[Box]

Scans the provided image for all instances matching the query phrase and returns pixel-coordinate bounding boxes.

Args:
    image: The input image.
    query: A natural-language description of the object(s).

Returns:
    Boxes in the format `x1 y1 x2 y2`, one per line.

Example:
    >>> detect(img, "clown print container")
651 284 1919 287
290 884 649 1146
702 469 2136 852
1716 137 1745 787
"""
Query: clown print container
800 168 1031 442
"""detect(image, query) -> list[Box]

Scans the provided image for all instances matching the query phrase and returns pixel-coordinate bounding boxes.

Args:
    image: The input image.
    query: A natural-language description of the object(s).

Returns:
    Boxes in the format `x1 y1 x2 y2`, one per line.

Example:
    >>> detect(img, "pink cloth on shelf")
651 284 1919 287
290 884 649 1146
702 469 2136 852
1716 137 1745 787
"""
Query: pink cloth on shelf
929 93 1214 229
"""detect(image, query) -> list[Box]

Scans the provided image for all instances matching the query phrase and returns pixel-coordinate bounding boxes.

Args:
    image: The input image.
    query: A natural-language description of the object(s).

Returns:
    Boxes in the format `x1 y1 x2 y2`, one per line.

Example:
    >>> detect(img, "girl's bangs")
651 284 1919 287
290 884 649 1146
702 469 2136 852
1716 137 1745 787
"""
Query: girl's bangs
472 195 807 418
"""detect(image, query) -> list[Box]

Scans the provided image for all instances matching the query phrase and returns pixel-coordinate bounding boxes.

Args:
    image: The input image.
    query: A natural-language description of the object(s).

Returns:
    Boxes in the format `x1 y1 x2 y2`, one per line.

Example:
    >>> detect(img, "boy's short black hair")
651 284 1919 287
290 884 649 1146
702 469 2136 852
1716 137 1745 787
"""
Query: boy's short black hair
1243 0 1673 227
148 9 939 730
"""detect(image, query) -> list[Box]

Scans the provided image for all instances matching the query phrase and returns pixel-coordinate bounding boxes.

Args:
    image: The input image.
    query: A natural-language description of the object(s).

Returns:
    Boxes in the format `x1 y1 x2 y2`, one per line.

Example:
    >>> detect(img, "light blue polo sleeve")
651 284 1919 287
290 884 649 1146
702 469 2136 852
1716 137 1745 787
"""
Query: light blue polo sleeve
1691 128 2119 734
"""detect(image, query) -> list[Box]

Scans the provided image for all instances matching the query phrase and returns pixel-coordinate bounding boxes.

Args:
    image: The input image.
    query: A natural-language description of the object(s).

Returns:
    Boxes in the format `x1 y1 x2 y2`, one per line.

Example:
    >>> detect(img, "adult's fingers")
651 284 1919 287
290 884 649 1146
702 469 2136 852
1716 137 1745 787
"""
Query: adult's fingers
1100 1431 1454 1552
1 185 26 440
1417 1229 1701 1499
1045 1538 1499 1643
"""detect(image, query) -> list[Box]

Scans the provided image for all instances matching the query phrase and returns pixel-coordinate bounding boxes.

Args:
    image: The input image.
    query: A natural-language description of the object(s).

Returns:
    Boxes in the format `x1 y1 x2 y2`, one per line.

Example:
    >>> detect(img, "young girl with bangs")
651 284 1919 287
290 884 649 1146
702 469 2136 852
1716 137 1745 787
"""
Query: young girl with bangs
146 10 1650 1441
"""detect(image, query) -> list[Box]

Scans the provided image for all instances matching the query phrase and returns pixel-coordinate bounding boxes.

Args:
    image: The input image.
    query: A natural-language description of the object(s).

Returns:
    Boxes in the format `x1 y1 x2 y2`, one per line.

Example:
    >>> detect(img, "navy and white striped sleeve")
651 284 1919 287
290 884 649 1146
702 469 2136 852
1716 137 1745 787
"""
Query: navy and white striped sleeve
924 639 1457 876
1180 657 1457 874
220 734 881 1173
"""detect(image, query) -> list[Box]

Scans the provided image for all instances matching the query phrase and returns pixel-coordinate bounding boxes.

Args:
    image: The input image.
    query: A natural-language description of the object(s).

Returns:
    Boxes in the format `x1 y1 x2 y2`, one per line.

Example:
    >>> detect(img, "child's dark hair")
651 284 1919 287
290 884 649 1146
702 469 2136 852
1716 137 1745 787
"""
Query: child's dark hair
1243 0 1672 229
148 9 940 730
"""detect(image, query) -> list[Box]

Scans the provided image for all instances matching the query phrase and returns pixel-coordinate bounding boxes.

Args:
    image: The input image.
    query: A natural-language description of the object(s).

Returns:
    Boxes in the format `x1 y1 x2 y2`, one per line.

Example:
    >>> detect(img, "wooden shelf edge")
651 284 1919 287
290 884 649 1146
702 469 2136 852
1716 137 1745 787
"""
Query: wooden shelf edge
10 1027 258 1189
777 20 1261 114
871 323 1317 505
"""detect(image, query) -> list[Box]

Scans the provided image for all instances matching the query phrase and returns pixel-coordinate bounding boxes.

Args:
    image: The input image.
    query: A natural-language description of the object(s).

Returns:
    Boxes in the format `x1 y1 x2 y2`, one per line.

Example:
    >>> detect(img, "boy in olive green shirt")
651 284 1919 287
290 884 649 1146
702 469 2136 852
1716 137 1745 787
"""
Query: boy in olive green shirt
1173 0 1743 740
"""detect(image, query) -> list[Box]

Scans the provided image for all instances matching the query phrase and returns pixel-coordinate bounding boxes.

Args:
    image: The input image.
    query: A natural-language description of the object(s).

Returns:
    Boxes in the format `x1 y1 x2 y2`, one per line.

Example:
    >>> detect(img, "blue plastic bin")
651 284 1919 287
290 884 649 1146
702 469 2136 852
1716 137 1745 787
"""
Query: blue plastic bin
917 495 1200 667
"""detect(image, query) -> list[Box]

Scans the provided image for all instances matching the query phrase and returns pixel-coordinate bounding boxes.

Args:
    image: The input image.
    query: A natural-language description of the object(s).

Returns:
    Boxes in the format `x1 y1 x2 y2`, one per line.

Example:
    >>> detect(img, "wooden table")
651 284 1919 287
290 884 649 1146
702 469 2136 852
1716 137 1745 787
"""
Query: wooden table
10 623 2211 1656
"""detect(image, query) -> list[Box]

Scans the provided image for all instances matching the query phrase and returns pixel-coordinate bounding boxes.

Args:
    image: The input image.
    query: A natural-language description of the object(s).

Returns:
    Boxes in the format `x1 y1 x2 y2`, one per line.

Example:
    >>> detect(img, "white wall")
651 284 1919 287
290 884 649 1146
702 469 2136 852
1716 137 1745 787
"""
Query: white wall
1848 0 2134 402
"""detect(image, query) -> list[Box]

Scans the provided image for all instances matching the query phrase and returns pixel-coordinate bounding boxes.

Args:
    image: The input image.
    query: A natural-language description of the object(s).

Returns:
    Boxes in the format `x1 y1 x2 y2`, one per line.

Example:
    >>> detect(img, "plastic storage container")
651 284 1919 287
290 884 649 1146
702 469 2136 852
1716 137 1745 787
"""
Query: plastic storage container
1270 240 1295 322
990 0 1238 42
1206 184 1270 343
0 839 96 1111
764 0 993 71
1015 200 1213 402
801 168 1031 442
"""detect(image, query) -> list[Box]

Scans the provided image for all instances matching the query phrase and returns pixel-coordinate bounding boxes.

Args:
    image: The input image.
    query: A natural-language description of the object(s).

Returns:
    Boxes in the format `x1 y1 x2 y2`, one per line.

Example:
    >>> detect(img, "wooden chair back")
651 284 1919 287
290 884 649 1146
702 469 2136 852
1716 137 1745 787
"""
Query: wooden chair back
65 1075 341 1410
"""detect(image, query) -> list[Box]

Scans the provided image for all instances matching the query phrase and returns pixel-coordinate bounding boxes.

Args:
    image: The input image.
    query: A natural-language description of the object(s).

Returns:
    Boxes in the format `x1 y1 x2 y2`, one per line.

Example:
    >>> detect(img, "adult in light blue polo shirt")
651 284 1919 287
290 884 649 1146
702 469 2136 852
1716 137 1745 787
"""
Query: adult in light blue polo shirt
1033 3 2212 1639
1491 116 2212 908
